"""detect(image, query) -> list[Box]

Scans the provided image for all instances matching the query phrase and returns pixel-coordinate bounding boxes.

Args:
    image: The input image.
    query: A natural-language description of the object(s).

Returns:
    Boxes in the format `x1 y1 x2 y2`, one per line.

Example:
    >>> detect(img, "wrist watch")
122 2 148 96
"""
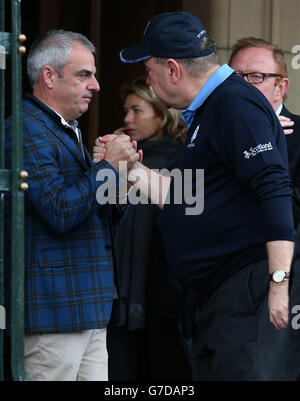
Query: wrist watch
270 270 290 284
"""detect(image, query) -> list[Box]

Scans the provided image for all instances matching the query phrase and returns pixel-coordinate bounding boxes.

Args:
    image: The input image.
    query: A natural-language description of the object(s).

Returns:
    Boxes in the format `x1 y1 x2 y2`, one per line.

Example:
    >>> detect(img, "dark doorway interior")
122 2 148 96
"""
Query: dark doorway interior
5 0 183 152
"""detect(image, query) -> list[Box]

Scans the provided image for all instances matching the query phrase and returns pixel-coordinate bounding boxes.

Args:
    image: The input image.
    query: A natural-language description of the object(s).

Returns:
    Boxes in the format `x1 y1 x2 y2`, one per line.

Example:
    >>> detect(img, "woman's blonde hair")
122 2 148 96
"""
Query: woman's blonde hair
120 76 187 143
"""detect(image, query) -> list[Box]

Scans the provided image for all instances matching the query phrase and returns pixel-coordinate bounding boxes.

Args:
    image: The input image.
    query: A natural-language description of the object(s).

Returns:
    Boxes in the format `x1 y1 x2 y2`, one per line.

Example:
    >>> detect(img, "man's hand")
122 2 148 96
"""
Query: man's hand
268 281 289 329
266 240 293 330
93 134 143 165
131 140 143 164
103 134 140 172
278 115 294 135
93 134 116 162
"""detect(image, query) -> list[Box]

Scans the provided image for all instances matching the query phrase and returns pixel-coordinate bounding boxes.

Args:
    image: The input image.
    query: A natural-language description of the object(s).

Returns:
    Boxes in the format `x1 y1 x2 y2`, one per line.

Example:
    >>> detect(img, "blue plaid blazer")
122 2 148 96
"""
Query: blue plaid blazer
5 95 123 333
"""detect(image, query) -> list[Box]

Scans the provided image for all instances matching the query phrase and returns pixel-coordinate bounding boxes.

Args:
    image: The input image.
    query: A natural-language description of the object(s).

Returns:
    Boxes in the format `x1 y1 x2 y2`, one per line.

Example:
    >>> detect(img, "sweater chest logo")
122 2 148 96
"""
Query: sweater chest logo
187 125 199 148
243 142 273 159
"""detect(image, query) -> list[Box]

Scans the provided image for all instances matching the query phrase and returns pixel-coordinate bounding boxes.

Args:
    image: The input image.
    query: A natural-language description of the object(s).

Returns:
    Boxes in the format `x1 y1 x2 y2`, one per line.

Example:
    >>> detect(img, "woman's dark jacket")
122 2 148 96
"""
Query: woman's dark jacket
111 135 182 330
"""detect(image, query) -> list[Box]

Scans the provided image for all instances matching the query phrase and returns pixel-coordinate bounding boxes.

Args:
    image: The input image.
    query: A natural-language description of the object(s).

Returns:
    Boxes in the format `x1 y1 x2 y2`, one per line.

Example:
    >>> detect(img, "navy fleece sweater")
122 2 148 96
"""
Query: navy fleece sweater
158 73 295 301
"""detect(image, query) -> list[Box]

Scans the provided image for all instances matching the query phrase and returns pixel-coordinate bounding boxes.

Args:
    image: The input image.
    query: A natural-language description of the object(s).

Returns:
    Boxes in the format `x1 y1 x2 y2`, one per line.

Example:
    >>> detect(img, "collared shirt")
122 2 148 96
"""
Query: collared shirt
49 108 86 159
182 64 234 128
52 110 80 141
50 109 86 158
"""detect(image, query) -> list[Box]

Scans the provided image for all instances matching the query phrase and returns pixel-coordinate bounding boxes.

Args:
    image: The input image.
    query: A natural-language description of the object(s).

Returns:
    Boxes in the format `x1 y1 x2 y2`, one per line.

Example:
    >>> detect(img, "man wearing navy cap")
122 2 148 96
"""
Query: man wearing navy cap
95 12 296 380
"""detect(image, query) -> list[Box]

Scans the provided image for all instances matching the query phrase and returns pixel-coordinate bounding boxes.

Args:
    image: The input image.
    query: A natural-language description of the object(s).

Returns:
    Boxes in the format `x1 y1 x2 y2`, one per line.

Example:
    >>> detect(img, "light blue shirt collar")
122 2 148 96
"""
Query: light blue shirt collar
276 104 283 115
182 64 234 127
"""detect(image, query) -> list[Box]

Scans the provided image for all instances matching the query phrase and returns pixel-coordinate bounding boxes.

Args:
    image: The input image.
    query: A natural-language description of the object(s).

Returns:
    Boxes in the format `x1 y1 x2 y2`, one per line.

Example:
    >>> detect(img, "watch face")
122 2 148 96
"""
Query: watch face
273 270 285 283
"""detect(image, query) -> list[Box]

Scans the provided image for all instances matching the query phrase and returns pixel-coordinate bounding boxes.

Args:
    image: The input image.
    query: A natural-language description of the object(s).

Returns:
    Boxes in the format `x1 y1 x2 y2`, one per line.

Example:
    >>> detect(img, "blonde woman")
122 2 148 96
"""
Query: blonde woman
100 77 191 381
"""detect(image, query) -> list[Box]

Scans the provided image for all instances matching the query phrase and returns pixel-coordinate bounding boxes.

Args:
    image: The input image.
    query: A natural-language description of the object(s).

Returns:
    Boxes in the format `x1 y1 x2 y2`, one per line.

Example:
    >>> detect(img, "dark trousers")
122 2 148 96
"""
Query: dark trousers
190 259 296 381
107 326 149 381
107 318 192 381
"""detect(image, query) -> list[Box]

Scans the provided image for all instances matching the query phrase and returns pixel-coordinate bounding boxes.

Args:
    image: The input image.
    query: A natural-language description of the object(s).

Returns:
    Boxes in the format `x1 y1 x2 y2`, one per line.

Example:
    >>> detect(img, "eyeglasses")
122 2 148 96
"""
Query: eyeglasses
235 71 283 84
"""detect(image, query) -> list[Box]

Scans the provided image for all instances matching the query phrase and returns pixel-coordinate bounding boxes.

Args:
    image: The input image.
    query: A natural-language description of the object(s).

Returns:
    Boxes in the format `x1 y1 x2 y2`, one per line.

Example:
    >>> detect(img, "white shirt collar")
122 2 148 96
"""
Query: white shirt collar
50 108 80 141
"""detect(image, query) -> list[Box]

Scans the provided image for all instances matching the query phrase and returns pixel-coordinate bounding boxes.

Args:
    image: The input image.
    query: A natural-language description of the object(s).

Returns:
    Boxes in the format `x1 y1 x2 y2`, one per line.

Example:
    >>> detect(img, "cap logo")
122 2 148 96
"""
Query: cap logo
197 30 206 38
187 125 199 148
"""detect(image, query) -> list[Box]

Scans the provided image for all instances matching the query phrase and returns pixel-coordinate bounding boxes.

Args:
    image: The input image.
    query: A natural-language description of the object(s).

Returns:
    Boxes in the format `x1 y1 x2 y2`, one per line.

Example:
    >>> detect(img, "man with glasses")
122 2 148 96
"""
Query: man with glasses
230 37 300 379
229 37 300 228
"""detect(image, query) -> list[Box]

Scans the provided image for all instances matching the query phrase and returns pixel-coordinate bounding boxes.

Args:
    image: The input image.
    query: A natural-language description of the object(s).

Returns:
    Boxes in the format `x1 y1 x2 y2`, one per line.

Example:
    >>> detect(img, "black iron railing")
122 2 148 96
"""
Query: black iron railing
0 0 27 381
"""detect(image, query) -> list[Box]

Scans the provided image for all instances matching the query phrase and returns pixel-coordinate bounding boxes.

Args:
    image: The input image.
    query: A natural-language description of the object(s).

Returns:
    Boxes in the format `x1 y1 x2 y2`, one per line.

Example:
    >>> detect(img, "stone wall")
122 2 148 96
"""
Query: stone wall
183 0 300 114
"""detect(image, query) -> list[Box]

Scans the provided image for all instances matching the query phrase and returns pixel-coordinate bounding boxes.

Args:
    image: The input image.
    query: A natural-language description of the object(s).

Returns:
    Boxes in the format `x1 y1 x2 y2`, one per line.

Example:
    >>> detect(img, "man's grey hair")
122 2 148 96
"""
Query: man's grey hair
156 36 219 77
27 30 96 87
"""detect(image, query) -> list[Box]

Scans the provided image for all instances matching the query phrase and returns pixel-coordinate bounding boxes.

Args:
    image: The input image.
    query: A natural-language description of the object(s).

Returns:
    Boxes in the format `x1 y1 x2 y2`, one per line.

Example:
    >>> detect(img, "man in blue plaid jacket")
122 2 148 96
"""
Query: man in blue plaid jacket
5 30 139 381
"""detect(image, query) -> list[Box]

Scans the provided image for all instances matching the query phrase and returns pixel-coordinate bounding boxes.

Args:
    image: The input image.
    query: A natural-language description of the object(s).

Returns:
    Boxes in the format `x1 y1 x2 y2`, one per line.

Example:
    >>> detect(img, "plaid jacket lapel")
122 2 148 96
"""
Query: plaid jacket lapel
24 95 90 170
43 118 90 170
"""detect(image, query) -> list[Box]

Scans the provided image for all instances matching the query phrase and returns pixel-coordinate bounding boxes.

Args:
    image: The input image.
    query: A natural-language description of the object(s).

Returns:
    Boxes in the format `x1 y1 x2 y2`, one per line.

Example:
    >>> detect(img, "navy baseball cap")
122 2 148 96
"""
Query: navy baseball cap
120 11 216 63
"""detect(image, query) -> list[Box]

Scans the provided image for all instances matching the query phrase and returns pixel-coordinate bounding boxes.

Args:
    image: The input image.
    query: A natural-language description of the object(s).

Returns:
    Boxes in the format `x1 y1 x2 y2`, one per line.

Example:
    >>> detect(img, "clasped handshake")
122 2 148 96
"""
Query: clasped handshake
93 131 143 176
92 130 171 210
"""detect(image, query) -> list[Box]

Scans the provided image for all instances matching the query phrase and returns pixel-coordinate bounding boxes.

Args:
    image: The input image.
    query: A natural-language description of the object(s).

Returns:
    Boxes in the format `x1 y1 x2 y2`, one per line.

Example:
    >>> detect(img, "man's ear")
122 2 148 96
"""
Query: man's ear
41 65 57 89
166 59 181 83
275 77 289 102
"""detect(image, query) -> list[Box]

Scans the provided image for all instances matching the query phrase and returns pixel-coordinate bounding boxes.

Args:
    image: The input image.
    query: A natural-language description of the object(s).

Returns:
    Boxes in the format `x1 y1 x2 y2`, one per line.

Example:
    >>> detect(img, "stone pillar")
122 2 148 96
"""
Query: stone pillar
183 0 300 113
